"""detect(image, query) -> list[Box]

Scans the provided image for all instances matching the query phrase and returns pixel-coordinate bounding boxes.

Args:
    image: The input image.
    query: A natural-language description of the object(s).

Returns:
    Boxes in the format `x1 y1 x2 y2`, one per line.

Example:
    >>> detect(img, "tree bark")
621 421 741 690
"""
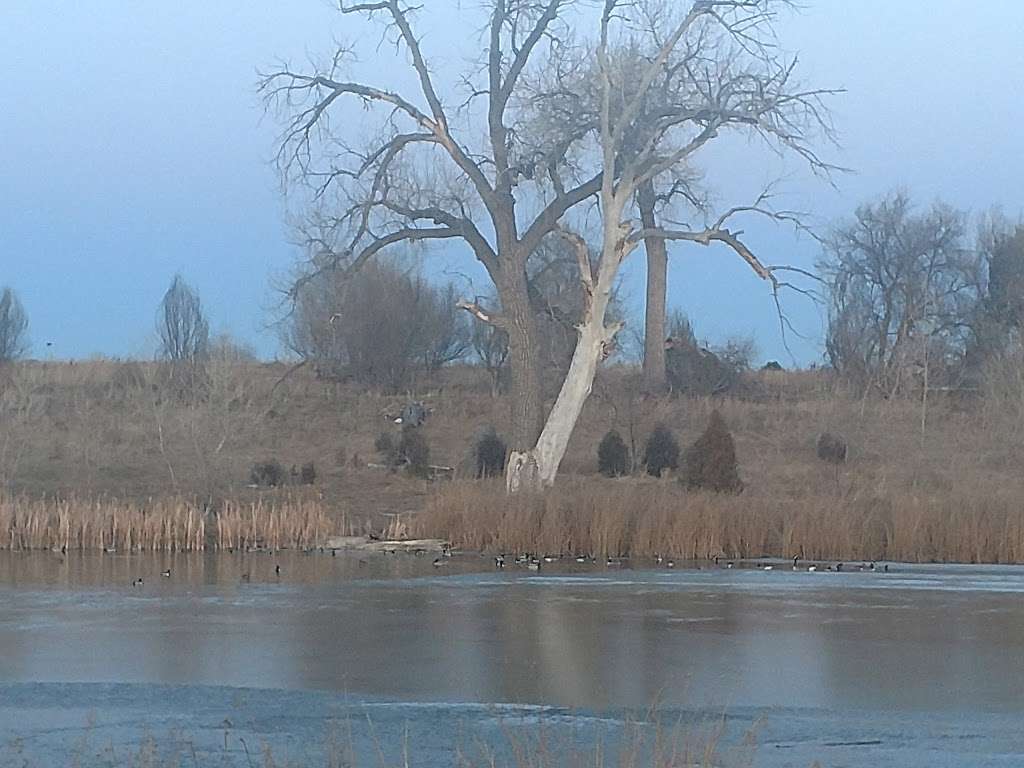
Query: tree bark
531 323 610 486
638 180 668 394
497 267 544 453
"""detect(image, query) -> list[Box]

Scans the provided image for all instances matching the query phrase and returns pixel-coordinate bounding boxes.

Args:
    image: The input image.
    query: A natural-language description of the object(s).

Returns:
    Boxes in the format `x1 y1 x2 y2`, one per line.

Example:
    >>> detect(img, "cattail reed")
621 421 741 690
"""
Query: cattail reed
415 480 1024 564
0 495 337 552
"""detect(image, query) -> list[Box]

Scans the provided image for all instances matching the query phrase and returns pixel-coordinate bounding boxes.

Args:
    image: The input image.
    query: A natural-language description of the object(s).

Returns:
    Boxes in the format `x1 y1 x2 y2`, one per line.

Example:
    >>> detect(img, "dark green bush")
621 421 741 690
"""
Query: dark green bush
597 429 630 477
643 424 679 478
475 427 507 479
300 462 317 485
399 426 431 478
683 410 742 493
250 460 285 487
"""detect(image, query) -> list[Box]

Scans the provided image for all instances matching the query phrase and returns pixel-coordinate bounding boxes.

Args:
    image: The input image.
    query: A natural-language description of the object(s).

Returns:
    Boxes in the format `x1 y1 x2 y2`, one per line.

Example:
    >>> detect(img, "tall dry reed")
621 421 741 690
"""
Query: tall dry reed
416 479 1024 563
0 495 338 552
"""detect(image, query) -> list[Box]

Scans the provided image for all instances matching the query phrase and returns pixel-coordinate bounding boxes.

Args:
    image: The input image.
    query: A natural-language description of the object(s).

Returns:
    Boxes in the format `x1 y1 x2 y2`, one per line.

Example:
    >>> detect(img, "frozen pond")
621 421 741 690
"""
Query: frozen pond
1 552 1023 766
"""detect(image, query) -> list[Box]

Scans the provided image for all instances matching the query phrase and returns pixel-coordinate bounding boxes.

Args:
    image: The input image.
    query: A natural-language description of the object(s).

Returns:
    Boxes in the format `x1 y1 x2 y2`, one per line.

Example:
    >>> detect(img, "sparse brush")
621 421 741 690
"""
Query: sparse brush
598 429 630 477
643 424 679 478
683 410 742 493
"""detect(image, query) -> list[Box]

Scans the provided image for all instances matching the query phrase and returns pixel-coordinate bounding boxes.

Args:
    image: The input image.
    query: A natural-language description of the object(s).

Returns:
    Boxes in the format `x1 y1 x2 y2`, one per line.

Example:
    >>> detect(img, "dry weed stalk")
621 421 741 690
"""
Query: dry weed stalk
0 495 336 552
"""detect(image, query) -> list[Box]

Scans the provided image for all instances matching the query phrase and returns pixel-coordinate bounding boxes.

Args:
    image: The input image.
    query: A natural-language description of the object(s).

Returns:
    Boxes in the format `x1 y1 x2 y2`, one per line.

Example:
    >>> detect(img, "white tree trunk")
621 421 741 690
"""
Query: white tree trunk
533 324 610 485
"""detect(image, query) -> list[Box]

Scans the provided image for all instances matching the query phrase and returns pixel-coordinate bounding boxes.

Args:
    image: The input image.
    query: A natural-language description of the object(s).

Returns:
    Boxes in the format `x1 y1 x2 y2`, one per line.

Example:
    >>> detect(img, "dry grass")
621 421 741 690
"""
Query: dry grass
0 495 337 552
3 359 1024 561
416 479 1024 564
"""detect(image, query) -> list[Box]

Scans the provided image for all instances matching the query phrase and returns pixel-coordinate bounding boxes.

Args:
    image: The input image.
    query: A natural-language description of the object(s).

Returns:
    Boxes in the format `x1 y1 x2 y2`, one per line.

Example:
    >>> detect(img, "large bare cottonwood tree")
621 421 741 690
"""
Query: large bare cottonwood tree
261 0 601 453
509 0 837 487
264 0 835 489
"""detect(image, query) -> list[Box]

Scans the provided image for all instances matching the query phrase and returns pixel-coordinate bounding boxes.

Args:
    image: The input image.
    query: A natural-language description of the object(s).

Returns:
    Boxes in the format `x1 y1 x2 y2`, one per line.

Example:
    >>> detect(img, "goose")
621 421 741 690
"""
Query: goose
575 555 589 563
132 578 143 587
527 559 541 572
761 564 774 571
494 555 506 569
792 555 800 571
726 561 735 569
432 558 448 567
807 564 818 572
161 569 171 578
836 562 845 572
543 555 558 563
656 555 664 564
274 564 281 576
666 560 676 568
606 558 623 567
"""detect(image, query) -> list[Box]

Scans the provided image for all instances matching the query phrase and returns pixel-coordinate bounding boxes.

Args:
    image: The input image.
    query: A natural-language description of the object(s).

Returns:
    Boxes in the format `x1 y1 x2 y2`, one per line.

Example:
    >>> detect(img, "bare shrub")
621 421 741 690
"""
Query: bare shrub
664 313 746 395
471 314 509 397
288 260 470 391
0 287 29 364
643 424 679 478
683 411 742 493
475 427 507 479
208 333 258 363
109 361 147 393
597 429 630 478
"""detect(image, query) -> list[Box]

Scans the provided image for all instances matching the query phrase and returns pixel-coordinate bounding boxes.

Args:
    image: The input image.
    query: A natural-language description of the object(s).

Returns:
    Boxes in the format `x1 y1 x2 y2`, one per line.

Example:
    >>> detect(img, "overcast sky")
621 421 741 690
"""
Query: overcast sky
3 1 1022 363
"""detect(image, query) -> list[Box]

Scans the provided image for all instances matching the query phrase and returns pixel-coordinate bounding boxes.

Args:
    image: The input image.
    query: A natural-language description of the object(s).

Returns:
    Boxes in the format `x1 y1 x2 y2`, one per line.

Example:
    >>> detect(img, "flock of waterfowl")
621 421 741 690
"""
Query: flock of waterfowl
437 551 893 575
121 542 891 584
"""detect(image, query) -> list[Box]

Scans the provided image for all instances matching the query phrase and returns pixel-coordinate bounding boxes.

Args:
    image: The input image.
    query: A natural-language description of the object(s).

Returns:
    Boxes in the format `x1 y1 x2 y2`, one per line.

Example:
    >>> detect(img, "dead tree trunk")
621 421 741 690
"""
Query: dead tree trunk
638 180 668 394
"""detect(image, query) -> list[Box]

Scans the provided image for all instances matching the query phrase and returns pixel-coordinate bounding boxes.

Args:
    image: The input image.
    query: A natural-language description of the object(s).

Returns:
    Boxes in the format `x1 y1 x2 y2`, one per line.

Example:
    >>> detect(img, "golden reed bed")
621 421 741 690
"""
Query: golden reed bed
415 480 1024 564
0 496 335 552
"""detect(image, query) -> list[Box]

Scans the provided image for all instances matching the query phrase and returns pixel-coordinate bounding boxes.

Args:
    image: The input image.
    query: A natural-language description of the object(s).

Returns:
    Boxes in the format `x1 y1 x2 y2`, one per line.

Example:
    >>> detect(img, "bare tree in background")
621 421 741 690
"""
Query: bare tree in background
508 0 837 487
820 193 981 395
157 275 210 364
262 0 603 454
470 297 510 397
288 260 470 391
0 288 29 364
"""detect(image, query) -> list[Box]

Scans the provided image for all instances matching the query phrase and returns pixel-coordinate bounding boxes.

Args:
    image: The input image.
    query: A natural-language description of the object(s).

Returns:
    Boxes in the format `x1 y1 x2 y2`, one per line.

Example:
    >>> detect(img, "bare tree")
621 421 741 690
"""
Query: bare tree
0 288 29 364
288 260 470 391
820 193 981 394
470 297 510 396
973 214 1024 360
508 0 837 488
262 0 603 453
157 275 210 364
638 181 669 393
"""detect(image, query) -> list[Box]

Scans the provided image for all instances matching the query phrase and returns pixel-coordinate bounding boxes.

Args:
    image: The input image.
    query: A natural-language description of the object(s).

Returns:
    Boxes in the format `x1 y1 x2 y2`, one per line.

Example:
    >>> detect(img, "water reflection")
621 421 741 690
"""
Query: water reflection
0 553 1023 714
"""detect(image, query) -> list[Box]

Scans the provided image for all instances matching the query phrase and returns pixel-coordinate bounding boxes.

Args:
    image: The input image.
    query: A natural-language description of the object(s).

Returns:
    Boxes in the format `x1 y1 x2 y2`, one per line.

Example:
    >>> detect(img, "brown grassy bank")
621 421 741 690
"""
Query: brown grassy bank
416 479 1024 563
0 495 336 552
2 359 1024 560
